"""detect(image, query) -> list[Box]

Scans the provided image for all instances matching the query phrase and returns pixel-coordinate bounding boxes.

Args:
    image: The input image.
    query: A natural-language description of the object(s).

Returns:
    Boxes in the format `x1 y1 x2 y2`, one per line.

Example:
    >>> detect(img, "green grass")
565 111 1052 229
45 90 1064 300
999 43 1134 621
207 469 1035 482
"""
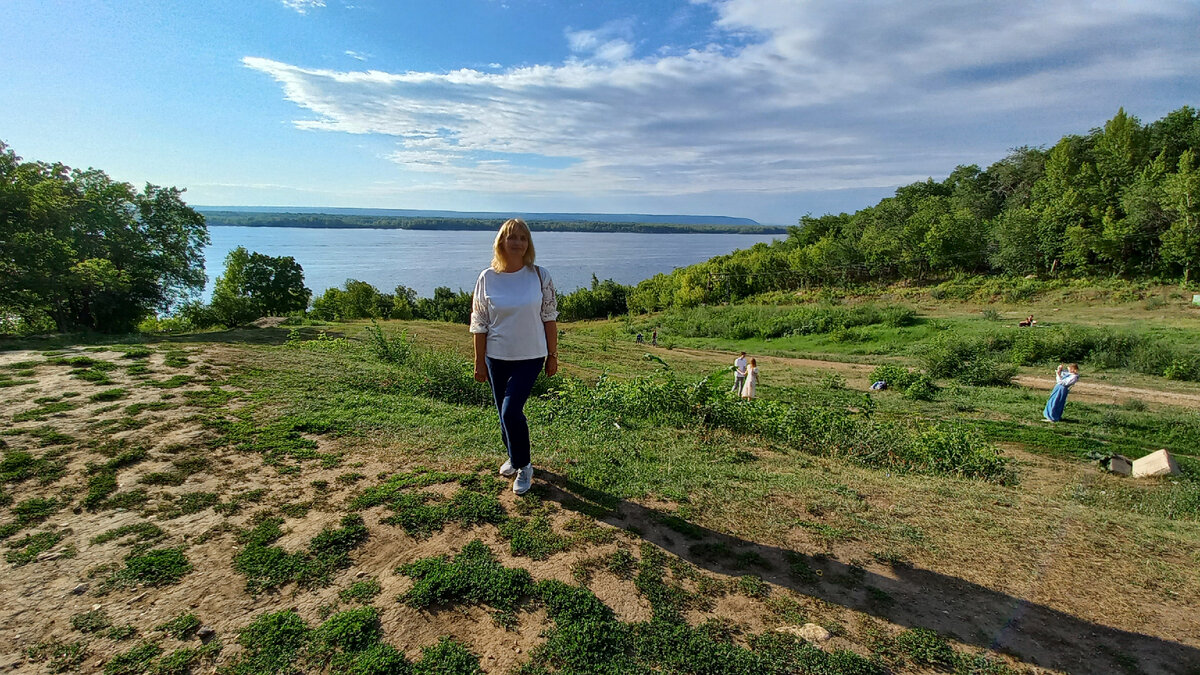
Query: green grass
89 387 129 402
156 612 202 640
398 539 534 612
0 449 67 484
92 522 166 547
5 530 64 566
163 351 190 368
124 401 177 415
26 639 88 673
108 547 193 587
12 401 79 422
338 578 382 604
104 642 163 675
233 514 369 593
149 374 194 389
71 608 112 633
165 491 220 518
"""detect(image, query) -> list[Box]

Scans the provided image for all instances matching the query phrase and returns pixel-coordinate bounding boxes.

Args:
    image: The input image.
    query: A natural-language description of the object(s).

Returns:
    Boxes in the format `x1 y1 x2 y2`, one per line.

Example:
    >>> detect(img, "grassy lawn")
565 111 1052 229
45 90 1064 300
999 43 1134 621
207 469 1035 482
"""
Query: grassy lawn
1 297 1198 674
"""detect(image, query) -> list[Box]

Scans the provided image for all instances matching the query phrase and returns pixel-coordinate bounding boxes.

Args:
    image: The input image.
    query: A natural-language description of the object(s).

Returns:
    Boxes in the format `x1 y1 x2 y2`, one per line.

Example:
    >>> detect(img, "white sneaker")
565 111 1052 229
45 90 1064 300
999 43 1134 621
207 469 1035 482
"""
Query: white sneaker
512 464 533 495
499 458 517 477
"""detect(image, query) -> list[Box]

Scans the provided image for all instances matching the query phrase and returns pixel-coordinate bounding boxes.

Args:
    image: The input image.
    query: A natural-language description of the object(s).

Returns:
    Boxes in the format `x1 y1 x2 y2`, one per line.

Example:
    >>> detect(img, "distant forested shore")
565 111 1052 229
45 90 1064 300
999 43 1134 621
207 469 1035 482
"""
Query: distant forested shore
199 211 787 235
626 105 1200 312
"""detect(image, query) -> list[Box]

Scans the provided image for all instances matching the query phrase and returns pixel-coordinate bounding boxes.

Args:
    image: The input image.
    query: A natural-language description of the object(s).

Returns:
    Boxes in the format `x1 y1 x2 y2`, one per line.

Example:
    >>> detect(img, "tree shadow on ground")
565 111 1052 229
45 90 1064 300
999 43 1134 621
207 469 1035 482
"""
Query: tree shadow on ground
533 470 1199 675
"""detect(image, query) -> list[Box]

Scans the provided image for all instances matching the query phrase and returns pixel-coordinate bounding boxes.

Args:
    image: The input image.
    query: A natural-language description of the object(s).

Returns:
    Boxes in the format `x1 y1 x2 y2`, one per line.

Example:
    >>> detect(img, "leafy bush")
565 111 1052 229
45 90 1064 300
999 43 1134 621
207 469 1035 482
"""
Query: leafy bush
902 375 939 401
869 364 920 389
365 320 411 364
637 303 911 341
558 276 629 322
905 425 1013 482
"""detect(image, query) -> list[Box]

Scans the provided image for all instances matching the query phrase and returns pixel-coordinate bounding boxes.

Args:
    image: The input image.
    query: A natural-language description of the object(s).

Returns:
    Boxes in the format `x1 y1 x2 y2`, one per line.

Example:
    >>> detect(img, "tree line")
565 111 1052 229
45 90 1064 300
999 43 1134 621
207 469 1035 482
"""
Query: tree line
202 212 785 236
626 106 1200 312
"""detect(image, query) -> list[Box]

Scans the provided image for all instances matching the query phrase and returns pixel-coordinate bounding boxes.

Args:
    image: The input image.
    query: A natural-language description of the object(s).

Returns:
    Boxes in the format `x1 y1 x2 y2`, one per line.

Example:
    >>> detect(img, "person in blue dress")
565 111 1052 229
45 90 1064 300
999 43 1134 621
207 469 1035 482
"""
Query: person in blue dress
1043 363 1079 422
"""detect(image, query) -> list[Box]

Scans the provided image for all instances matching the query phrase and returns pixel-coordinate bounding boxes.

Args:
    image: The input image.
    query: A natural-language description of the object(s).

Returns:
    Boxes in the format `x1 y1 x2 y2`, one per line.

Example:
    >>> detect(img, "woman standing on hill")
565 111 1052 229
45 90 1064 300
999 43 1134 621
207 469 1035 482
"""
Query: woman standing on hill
470 218 558 495
1042 363 1079 422
741 358 758 399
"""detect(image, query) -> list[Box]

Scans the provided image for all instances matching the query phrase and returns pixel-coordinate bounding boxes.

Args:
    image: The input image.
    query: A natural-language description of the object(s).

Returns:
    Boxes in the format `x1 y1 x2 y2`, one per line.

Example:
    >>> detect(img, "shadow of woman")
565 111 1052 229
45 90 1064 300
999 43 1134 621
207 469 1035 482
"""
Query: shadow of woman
531 469 1199 675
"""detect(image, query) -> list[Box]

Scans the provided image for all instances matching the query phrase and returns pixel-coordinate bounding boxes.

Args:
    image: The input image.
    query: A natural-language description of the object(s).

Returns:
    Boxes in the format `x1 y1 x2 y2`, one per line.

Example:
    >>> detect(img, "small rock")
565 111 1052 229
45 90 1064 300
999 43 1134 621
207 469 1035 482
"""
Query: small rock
356 571 366 578
92 604 102 611
799 623 832 642
71 584 89 595
197 626 216 642
1107 455 1132 476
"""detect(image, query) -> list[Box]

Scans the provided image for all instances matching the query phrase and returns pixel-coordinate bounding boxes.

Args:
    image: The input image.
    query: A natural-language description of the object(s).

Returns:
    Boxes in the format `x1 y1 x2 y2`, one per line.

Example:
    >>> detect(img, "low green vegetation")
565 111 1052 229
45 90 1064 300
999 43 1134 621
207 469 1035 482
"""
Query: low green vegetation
156 612 202 640
226 606 484 675
233 514 369 593
107 547 193 588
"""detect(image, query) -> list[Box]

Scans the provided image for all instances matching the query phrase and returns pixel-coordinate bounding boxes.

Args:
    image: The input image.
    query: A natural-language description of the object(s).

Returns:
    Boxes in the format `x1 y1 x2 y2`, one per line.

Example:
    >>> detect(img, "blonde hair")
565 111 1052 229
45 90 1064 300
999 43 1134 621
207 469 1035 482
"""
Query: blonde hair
1068 363 1079 372
491 218 536 272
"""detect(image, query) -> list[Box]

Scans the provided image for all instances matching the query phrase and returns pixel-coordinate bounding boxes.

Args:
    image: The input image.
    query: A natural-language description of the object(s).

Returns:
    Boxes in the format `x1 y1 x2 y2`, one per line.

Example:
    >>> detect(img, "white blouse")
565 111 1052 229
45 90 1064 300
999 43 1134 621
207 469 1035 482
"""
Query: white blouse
1056 371 1079 389
469 265 558 361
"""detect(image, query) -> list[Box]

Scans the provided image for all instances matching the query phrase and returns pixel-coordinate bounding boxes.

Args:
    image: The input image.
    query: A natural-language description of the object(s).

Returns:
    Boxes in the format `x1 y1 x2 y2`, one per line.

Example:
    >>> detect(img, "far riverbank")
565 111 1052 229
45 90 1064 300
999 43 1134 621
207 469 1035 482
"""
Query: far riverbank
202 227 782 300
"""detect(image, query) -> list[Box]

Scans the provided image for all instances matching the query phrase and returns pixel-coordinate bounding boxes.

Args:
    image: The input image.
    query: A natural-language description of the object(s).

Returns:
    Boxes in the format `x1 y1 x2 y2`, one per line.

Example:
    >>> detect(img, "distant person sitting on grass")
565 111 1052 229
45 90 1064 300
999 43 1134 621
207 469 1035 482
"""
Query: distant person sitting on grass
732 352 748 394
471 218 559 495
1042 363 1079 422
1019 315 1036 327
740 358 758 399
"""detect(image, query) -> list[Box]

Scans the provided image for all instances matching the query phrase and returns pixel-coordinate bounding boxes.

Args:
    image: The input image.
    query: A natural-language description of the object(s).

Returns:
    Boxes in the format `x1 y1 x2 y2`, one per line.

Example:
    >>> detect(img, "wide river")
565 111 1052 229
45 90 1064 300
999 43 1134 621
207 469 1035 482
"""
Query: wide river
202 227 782 299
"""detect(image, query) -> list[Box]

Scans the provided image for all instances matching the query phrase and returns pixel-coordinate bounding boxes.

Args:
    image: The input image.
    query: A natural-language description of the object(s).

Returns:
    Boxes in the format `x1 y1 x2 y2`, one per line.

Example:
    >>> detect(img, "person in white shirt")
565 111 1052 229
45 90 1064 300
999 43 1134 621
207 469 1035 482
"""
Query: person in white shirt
470 218 558 495
732 352 748 393
1042 362 1079 422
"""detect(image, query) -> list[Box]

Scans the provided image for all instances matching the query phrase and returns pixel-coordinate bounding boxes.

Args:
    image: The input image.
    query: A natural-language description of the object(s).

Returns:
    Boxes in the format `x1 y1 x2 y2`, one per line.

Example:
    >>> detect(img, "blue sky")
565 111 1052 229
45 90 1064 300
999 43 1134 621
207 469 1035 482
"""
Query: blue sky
2 0 1197 224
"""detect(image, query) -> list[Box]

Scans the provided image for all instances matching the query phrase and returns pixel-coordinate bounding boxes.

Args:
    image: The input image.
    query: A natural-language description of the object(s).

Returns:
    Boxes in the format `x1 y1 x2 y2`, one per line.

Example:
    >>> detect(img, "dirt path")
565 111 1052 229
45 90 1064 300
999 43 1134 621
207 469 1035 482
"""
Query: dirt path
670 347 1200 409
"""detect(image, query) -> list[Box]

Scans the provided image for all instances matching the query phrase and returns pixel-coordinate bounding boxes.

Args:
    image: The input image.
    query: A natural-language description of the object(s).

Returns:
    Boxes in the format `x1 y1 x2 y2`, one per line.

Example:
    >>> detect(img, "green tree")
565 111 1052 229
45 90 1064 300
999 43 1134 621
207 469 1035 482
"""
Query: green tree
392 285 418 320
0 142 208 333
209 246 311 326
1161 150 1200 283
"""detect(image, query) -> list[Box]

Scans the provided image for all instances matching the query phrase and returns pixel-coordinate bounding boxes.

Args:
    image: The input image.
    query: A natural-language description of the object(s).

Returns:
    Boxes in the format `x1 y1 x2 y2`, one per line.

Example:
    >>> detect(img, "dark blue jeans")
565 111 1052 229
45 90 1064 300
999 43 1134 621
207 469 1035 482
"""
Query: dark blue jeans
485 356 544 469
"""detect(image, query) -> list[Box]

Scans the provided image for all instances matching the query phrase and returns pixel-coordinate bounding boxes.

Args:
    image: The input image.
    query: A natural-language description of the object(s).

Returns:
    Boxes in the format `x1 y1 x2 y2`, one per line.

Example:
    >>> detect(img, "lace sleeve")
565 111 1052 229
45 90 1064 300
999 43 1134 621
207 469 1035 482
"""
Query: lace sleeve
538 267 558 322
469 271 490 333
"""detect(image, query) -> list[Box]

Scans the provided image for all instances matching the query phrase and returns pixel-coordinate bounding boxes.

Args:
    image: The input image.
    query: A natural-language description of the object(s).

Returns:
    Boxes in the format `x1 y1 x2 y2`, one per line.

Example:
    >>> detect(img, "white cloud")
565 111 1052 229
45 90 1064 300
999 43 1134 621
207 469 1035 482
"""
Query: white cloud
344 50 368 61
281 0 324 14
245 0 1200 209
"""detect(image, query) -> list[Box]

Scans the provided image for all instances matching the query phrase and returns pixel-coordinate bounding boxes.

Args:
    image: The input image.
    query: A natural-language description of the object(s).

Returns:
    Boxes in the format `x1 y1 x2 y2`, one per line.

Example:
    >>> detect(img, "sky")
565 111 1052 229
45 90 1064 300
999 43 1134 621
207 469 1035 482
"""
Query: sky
1 1 1197 225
